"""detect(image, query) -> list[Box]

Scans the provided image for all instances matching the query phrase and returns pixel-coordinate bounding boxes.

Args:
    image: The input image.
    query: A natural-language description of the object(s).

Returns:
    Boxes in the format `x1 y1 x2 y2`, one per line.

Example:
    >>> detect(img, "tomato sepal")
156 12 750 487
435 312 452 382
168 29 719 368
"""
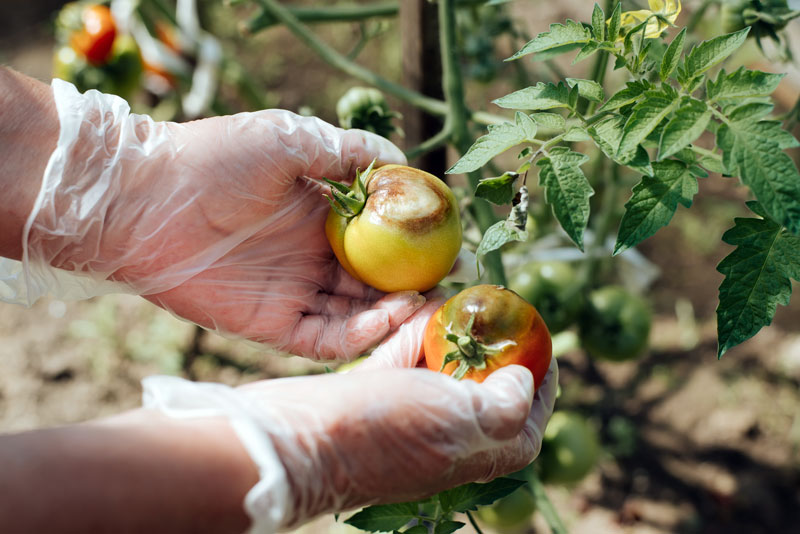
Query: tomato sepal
323 159 375 219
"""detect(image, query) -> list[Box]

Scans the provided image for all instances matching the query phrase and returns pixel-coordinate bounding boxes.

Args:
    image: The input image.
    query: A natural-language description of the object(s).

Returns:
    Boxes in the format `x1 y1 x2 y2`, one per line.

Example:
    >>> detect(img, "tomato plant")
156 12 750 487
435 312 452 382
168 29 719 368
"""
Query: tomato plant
537 411 600 485
423 284 552 387
324 162 462 293
508 261 584 333
579 286 652 361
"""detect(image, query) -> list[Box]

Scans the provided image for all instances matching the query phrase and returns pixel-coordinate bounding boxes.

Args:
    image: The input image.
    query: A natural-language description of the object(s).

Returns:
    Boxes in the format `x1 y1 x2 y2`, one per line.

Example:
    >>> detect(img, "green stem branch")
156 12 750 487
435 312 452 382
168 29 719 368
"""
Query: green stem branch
528 470 568 534
438 0 506 285
465 511 484 534
244 2 398 34
250 0 508 126
405 126 453 161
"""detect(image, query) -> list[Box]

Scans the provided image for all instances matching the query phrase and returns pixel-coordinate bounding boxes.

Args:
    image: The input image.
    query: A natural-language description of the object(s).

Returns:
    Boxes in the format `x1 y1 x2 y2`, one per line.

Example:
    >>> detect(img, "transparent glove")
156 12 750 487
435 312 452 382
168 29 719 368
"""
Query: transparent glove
144 301 559 533
7 79 424 360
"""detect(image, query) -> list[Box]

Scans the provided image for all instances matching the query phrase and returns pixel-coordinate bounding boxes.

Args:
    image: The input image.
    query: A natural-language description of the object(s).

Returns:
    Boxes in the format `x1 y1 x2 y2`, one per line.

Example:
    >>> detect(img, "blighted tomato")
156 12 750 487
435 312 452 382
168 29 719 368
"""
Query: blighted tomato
69 4 117 66
423 285 552 388
325 163 462 293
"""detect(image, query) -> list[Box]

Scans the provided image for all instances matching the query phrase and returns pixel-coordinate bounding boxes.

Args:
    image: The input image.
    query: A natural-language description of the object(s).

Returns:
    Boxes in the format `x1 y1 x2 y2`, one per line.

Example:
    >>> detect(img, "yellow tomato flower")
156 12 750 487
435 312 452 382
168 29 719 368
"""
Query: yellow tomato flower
617 0 681 40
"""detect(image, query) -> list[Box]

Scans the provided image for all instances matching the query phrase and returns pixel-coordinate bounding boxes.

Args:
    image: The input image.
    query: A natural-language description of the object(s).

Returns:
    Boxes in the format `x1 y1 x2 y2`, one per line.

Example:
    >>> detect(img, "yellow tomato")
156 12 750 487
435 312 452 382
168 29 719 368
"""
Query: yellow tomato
325 164 462 293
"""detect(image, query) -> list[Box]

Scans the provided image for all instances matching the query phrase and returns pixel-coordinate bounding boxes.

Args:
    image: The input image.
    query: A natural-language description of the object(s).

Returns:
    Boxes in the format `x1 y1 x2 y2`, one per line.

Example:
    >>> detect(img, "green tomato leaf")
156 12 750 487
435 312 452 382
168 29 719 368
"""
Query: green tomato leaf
658 98 712 160
530 112 566 131
447 113 537 174
597 80 650 113
402 526 429 534
345 503 419 532
727 102 774 123
717 119 800 234
493 82 572 111
537 147 593 251
614 160 698 255
588 115 654 176
475 172 519 205
476 220 528 263
566 78 605 102
591 3 605 41
563 126 592 142
507 19 592 61
660 27 686 82
438 478 527 514
717 202 800 358
573 40 602 64
683 28 750 81
618 90 679 162
607 1 622 42
707 67 785 101
434 521 465 534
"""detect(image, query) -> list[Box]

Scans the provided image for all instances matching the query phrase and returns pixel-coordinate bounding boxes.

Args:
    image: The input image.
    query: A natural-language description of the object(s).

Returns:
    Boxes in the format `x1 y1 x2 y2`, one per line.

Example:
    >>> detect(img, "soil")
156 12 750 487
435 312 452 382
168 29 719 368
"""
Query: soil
2 2 800 534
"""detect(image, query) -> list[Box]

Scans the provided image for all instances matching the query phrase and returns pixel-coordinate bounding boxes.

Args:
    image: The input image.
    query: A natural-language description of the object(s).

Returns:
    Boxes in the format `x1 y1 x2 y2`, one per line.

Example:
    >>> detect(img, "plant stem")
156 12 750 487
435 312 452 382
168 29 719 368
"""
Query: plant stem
244 2 398 34
527 470 568 534
245 0 492 33
250 0 508 126
686 0 716 34
438 0 506 285
465 511 485 534
405 126 453 161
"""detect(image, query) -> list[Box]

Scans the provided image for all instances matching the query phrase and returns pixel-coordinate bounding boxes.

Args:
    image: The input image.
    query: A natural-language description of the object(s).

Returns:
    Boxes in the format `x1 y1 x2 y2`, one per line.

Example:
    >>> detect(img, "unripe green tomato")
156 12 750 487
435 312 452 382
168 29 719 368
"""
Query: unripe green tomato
475 487 537 533
579 286 651 361
721 0 790 33
538 411 600 485
508 261 583 333
325 165 462 293
336 87 398 139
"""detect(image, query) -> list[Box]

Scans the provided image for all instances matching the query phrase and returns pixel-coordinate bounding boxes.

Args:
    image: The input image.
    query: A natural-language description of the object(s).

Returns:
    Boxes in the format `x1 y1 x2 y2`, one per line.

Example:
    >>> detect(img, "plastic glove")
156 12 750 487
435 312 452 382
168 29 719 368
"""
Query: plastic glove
143 301 558 533
7 79 424 360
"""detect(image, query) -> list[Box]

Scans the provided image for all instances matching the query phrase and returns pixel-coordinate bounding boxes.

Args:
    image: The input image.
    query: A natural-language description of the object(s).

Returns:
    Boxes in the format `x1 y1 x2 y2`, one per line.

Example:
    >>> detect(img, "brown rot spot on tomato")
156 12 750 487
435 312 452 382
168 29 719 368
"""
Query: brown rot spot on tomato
365 167 451 234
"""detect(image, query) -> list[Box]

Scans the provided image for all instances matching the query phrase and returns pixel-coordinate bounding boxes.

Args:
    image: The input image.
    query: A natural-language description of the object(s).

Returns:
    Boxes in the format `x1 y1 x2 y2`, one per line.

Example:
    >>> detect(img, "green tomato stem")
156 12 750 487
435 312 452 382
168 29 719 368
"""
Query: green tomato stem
405 125 453 161
244 2 399 34
527 470 568 534
250 0 509 127
438 0 506 286
465 511 485 534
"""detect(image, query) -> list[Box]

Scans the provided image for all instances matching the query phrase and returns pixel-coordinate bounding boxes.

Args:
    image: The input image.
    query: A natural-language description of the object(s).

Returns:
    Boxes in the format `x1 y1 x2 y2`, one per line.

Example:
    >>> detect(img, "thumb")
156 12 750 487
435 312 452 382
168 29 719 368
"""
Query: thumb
355 299 443 371
469 365 535 442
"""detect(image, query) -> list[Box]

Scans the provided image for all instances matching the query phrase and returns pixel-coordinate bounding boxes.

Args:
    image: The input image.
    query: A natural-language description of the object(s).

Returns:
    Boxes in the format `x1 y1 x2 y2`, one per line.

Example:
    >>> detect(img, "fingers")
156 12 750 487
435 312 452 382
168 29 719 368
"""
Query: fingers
328 263 381 300
286 292 425 361
356 299 444 371
337 128 408 176
262 110 406 183
469 365 535 442
528 356 559 433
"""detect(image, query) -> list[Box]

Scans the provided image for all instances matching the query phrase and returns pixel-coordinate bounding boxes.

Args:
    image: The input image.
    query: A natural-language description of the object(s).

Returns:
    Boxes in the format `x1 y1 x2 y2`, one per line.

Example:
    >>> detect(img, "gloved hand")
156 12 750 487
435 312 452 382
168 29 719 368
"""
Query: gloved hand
144 301 559 533
10 79 424 360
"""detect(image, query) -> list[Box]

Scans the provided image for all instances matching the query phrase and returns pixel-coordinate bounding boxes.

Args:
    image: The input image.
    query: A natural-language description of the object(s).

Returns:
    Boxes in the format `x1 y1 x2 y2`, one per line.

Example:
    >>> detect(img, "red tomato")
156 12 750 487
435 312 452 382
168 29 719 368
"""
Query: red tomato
70 5 117 66
424 285 552 389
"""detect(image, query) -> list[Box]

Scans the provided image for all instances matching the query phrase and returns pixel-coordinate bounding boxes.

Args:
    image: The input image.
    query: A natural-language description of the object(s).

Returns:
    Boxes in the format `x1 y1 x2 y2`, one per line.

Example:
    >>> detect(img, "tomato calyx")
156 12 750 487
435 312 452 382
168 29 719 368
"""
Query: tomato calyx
440 314 516 380
323 159 376 219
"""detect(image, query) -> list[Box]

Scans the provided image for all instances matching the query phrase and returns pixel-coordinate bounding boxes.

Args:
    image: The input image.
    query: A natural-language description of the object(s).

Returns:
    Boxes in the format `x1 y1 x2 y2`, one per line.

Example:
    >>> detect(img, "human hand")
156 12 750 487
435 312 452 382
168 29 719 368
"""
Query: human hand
144 301 558 531
21 80 425 360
